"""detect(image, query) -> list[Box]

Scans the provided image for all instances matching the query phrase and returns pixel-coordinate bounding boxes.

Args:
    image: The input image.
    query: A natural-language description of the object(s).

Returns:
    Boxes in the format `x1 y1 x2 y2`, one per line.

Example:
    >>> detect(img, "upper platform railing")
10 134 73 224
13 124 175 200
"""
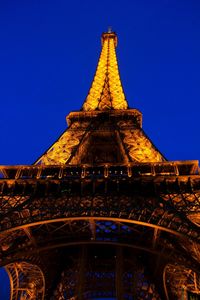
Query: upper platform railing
0 161 199 181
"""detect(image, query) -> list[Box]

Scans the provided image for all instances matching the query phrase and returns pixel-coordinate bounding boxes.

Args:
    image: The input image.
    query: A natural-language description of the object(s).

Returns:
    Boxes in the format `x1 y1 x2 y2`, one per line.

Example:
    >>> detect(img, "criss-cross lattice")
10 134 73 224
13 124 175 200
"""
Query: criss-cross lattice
82 32 128 111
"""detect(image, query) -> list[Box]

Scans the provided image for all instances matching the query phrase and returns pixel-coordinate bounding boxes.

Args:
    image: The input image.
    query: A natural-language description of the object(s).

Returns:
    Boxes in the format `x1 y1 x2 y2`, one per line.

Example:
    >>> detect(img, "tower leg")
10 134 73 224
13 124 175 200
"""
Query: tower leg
116 247 124 300
76 246 86 300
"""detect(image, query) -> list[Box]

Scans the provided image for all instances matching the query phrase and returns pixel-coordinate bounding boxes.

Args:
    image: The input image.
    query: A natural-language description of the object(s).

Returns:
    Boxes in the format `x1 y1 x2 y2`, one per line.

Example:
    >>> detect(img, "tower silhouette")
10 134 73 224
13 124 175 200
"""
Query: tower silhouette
0 31 200 300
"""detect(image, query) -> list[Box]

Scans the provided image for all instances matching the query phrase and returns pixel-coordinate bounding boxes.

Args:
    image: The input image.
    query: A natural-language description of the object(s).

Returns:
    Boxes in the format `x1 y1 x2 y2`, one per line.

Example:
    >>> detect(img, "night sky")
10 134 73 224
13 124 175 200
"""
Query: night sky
0 0 200 298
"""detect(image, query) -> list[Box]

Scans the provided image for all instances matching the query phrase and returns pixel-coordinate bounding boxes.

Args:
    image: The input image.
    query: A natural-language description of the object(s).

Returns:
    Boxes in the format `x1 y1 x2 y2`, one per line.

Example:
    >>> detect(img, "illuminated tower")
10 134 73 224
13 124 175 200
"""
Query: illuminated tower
0 31 200 300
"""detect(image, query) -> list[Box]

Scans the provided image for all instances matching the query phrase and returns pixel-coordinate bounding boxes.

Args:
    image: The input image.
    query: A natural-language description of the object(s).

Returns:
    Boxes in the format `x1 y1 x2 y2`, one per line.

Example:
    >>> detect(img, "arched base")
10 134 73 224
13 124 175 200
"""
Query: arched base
5 262 45 300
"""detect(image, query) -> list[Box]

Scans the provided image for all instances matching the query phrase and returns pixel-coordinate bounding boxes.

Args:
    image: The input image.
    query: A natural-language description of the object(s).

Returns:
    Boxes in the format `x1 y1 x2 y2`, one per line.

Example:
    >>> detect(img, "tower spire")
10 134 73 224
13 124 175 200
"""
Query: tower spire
82 31 128 111
35 31 165 165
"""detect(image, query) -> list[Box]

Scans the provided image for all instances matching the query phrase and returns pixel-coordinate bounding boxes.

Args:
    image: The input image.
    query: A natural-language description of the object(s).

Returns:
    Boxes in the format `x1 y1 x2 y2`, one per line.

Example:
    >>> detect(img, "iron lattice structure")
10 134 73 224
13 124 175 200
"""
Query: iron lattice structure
0 31 200 300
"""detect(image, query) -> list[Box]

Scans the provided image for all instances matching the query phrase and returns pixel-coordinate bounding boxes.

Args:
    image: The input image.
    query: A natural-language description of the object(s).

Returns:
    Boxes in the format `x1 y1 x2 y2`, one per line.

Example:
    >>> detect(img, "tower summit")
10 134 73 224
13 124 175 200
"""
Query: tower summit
82 31 128 111
0 31 199 300
36 31 165 165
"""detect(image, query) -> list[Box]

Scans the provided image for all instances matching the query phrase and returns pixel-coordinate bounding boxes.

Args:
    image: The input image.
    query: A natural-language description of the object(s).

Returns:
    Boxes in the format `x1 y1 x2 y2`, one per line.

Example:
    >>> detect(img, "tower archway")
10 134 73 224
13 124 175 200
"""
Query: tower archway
163 264 200 300
5 261 45 300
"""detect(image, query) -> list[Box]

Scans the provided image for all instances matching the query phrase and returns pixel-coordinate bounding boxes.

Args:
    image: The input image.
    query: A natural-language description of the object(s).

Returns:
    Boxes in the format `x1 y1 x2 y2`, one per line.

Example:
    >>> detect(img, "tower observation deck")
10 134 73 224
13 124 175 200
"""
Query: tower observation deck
0 31 200 300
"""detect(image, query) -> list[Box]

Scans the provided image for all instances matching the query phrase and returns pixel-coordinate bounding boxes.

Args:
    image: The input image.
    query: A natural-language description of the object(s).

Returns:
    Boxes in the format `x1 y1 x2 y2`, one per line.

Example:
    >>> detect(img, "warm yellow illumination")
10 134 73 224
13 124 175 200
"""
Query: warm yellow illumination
35 32 164 165
35 121 89 165
82 32 128 111
118 121 164 162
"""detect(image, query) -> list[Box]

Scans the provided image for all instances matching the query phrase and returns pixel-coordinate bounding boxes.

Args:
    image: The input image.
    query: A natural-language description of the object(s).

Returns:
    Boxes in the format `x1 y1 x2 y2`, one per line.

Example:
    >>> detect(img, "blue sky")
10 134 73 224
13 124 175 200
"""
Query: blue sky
0 0 200 298
0 0 200 165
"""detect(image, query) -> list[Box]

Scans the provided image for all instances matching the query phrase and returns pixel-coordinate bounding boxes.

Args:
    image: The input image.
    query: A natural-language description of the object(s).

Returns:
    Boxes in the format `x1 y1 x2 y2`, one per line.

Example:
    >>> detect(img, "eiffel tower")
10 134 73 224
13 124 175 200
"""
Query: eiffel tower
0 30 200 300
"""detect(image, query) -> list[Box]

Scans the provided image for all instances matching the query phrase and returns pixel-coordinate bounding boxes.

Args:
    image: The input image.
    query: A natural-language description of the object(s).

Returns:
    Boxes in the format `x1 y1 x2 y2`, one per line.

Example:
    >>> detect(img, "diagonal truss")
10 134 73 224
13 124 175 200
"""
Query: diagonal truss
82 31 128 111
